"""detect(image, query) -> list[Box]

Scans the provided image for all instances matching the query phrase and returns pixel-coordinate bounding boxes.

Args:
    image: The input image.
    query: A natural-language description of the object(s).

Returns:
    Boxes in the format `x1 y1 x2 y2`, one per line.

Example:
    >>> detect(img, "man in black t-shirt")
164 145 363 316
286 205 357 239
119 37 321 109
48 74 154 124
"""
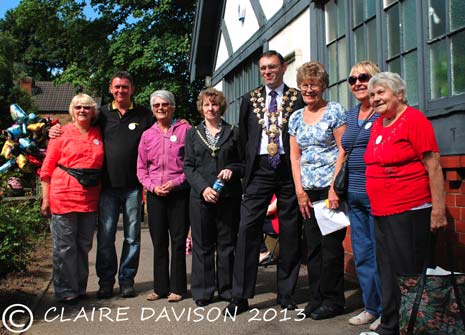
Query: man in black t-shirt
95 71 153 299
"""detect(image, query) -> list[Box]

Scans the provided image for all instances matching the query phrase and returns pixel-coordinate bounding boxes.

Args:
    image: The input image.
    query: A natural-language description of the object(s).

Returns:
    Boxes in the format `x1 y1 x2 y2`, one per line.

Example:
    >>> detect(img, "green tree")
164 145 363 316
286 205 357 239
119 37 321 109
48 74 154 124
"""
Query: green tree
89 0 202 120
0 0 201 122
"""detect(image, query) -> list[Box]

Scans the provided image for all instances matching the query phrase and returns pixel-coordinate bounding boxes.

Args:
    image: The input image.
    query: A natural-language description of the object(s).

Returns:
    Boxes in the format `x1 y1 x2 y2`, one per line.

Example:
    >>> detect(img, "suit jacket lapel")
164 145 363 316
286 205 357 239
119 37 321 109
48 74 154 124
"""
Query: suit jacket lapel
217 122 232 147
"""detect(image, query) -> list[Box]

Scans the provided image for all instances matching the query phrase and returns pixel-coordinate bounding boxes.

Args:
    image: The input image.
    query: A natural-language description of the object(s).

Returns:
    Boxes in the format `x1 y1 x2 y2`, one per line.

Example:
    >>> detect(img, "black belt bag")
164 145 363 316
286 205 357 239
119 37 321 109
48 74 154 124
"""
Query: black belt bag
58 164 102 187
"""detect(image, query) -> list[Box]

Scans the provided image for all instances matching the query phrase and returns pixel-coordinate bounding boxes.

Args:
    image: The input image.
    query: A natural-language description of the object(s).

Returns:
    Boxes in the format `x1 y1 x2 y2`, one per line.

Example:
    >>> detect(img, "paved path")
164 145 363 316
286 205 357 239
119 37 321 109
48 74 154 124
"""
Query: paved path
24 219 369 335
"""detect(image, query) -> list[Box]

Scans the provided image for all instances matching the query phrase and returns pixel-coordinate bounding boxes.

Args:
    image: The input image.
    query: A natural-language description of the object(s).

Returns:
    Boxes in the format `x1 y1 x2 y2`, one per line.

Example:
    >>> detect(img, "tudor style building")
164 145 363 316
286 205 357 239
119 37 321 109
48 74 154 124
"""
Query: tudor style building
189 0 465 274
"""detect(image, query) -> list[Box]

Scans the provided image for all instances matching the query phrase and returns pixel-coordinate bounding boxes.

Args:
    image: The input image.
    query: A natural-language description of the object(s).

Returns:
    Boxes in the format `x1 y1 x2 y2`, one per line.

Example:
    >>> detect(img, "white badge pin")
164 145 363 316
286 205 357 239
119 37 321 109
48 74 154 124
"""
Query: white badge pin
365 122 372 130
170 135 177 142
375 135 382 144
93 139 100 145
320 122 328 131
128 123 136 130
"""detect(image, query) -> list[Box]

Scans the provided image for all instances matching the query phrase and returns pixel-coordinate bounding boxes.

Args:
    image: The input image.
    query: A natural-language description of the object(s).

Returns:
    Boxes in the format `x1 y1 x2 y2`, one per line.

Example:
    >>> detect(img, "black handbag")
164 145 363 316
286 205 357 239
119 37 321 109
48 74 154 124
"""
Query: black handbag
333 159 348 196
333 109 375 197
58 164 102 187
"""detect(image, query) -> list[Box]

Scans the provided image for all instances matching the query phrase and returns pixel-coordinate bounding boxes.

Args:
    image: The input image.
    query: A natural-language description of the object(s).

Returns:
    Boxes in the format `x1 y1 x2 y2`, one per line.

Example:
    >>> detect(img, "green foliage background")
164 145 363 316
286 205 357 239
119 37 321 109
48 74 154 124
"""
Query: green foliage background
0 198 49 276
0 0 203 275
0 0 203 124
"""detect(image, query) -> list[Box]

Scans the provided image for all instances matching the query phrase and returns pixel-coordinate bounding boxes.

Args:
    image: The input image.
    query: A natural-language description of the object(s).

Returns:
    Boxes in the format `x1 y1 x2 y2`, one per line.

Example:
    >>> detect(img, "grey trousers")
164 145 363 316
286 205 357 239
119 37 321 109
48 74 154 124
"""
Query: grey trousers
50 212 96 300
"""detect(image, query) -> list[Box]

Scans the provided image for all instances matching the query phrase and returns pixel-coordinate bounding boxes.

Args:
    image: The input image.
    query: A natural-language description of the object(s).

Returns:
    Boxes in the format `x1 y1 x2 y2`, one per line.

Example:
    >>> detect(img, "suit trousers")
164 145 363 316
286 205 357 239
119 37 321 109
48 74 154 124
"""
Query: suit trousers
147 189 189 296
374 208 431 335
232 155 301 303
304 188 346 310
190 195 240 300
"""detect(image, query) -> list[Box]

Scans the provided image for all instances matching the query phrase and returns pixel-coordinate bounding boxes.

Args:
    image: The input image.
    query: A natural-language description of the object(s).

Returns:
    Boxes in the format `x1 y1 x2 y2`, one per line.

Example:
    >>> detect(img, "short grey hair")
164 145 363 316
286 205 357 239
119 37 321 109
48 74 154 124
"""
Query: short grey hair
150 90 176 108
368 72 408 104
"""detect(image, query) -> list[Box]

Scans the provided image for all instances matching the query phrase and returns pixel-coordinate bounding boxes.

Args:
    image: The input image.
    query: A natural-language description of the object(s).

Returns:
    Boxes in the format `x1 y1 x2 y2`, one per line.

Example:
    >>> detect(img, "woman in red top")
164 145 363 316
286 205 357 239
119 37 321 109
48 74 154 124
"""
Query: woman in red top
364 72 447 335
40 94 104 304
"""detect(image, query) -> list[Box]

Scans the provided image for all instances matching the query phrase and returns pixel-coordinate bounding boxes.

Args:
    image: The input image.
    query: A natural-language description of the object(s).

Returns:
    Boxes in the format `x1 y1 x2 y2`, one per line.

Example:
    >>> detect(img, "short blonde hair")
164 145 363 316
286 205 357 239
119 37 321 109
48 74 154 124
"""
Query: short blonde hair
68 93 99 123
350 60 380 77
196 87 227 116
296 61 329 89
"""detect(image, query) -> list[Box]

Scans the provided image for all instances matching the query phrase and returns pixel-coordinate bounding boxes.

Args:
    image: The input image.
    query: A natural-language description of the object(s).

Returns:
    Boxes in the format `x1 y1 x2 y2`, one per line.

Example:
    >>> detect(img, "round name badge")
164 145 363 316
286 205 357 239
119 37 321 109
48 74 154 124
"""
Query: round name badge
320 122 328 131
93 139 100 145
365 122 373 130
128 123 136 130
170 135 177 142
375 135 382 144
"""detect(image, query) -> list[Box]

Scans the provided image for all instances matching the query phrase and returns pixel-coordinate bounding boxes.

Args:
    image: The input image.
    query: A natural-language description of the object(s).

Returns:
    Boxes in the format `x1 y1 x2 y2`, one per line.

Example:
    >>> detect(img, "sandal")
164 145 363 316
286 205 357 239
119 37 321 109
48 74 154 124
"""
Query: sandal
349 311 376 325
146 292 162 301
167 293 183 302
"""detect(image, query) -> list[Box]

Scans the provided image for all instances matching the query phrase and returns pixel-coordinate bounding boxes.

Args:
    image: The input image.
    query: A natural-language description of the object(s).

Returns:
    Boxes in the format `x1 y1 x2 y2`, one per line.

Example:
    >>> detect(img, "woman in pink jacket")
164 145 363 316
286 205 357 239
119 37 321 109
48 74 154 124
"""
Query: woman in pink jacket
137 90 191 302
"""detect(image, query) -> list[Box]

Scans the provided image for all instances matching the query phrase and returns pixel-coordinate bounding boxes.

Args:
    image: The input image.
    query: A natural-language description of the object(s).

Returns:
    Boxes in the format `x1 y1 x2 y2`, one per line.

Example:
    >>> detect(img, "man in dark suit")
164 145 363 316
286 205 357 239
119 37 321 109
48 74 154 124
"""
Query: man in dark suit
224 50 304 315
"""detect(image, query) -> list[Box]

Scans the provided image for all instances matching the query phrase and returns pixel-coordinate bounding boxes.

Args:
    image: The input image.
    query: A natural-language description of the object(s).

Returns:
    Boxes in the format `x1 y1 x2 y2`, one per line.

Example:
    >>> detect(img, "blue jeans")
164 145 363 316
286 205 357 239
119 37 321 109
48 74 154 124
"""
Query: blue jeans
347 191 382 317
96 186 142 287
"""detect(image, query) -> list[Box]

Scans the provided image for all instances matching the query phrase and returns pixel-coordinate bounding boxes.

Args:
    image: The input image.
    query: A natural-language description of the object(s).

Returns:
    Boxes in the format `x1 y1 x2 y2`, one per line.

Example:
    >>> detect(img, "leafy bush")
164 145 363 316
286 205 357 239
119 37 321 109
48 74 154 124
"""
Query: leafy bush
0 198 48 276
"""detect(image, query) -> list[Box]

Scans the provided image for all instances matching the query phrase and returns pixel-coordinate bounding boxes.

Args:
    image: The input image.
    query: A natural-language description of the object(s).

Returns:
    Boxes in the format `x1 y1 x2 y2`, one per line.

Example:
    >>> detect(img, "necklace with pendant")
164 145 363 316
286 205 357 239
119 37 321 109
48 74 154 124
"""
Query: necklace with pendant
250 87 298 156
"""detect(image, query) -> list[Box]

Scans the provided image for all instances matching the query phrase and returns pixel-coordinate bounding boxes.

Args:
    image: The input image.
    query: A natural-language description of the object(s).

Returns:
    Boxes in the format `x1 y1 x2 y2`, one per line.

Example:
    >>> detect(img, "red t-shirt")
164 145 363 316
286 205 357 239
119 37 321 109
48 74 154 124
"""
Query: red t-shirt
364 106 439 216
40 123 104 214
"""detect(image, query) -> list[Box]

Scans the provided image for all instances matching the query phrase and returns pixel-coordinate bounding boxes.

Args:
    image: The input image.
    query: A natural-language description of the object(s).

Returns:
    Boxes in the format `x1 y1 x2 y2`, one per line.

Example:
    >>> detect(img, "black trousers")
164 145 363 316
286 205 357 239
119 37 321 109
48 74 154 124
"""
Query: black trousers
190 195 240 300
375 208 432 335
232 155 301 303
304 188 346 310
146 189 189 296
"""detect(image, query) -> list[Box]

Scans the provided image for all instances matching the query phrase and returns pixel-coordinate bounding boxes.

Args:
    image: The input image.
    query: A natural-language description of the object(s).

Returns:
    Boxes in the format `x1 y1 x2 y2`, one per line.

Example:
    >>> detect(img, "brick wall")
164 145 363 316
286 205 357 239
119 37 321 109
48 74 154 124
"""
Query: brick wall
438 155 465 272
343 154 465 277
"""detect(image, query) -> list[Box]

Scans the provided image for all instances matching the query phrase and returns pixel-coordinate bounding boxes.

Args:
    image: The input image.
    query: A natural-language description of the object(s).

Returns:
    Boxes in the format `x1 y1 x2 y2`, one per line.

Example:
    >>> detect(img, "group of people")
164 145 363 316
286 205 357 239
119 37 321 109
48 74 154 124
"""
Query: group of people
40 50 447 335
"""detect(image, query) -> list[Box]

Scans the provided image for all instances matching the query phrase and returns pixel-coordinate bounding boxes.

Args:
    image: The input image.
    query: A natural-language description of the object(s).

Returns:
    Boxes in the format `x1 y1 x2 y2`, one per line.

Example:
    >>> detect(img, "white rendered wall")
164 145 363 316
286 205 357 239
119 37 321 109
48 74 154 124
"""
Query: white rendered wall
259 0 283 20
216 34 230 71
217 0 279 70
268 10 311 88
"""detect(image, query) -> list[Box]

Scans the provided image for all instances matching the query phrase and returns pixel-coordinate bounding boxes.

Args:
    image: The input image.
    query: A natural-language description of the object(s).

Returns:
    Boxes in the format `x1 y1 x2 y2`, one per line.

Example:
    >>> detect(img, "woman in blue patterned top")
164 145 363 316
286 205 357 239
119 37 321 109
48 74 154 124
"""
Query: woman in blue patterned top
289 61 347 320
342 61 382 332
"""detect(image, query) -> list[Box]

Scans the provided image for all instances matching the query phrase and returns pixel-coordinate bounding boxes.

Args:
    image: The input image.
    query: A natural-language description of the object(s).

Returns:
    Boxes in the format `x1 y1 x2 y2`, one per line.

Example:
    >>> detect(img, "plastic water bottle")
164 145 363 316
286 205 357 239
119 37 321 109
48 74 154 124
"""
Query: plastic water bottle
212 178 225 194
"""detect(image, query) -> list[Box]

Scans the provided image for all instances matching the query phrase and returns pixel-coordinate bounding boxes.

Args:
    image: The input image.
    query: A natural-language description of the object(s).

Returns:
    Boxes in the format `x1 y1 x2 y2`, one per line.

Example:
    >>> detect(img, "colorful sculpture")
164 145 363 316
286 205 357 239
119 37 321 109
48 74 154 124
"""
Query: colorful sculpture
0 104 57 174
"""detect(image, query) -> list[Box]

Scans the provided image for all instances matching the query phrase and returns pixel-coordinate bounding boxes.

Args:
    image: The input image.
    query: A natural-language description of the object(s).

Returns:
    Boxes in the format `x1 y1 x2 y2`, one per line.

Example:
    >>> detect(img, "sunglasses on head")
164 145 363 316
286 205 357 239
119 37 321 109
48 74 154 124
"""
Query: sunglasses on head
348 73 371 85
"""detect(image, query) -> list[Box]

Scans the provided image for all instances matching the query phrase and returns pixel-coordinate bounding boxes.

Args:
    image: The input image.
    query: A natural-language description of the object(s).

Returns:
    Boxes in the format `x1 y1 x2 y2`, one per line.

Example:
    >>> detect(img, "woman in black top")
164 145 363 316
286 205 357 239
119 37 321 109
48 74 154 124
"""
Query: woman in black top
183 87 243 307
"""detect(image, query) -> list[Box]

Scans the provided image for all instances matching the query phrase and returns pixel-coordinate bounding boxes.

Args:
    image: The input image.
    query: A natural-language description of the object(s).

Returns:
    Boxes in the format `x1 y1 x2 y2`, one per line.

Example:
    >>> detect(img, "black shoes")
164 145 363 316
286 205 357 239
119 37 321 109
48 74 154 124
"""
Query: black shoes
309 305 344 320
195 299 211 307
280 303 297 310
223 298 249 316
120 285 136 298
302 303 320 318
96 286 113 299
277 296 297 310
61 297 79 305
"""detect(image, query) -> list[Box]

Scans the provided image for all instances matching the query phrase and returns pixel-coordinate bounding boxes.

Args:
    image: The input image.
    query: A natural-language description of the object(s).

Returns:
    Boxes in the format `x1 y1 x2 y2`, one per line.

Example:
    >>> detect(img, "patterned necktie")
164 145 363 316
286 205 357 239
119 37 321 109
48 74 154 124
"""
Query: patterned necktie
268 90 280 168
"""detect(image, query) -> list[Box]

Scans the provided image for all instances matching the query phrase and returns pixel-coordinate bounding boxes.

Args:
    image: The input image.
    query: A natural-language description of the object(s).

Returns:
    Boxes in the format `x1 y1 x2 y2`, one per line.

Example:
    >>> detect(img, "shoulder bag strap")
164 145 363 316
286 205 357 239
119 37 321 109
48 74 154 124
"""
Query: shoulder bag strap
345 109 375 157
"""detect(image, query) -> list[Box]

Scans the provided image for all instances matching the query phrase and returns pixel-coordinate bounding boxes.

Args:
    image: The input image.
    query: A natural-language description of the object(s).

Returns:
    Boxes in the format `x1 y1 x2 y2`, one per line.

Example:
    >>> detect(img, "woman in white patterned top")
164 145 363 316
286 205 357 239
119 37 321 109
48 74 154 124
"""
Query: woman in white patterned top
288 61 347 320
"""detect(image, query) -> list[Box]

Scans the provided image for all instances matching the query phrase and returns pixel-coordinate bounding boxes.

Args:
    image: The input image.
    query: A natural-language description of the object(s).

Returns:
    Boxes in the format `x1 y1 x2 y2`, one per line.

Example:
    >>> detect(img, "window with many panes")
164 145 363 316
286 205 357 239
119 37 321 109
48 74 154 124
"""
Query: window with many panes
384 0 419 105
352 0 377 64
224 52 261 125
325 0 349 109
427 0 465 100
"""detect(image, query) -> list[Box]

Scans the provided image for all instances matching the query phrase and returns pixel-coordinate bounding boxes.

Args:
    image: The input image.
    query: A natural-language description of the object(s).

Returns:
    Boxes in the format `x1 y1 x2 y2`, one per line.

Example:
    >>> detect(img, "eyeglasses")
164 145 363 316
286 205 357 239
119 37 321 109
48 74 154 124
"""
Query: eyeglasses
300 83 320 91
348 73 371 85
153 102 170 108
75 106 92 110
259 64 280 72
